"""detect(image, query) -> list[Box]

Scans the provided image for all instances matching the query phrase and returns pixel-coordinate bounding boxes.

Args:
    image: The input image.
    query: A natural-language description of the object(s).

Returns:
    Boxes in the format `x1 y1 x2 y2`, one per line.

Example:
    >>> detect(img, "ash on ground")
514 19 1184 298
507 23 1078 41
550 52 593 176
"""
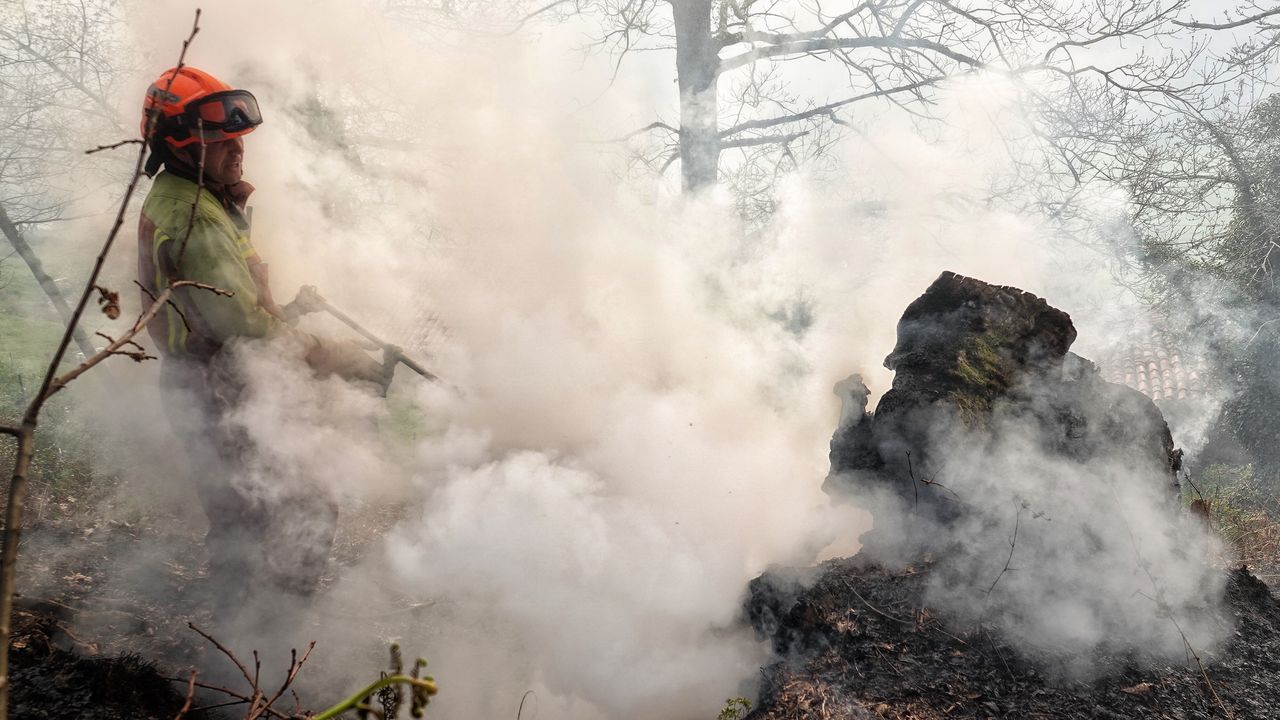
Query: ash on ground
745 558 1278 719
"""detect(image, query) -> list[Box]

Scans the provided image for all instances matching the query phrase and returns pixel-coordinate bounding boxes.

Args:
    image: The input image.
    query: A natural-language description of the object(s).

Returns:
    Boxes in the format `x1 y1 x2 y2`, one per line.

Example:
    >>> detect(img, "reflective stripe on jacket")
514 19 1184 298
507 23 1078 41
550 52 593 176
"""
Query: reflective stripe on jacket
136 170 281 361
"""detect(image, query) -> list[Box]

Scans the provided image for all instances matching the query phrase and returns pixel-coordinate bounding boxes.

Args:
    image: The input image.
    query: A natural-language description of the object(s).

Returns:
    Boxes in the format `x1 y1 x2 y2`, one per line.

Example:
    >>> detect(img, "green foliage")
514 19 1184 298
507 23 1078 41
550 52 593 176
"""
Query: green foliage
320 644 437 720
717 697 752 720
1217 328 1280 485
1190 463 1262 516
0 311 65 413
382 395 428 443
1 291 106 509
1188 464 1280 567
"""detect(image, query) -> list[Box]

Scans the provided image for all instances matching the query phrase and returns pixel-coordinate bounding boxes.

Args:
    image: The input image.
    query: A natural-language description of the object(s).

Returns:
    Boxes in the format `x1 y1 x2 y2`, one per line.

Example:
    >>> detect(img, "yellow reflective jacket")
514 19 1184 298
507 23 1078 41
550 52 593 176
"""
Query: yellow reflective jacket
136 170 282 361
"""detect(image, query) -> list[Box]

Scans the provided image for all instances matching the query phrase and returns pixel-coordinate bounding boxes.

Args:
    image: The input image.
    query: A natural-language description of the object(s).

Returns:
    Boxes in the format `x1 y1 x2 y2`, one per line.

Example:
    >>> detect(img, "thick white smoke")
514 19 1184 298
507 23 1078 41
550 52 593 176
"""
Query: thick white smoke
24 0 1234 716
841 390 1227 679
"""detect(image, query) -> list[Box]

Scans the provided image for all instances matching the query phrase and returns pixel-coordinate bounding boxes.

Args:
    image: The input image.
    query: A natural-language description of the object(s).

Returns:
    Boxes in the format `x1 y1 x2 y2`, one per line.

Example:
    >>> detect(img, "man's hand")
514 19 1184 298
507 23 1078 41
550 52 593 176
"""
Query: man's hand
282 285 328 322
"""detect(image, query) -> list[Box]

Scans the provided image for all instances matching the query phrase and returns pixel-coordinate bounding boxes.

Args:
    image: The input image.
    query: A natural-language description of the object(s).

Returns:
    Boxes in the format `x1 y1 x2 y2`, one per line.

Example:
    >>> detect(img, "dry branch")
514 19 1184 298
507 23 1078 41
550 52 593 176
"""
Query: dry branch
717 35 982 75
1174 7 1280 30
983 503 1020 602
173 670 198 720
719 130 809 149
187 622 256 690
46 281 229 398
85 138 144 155
166 677 292 720
184 623 321 720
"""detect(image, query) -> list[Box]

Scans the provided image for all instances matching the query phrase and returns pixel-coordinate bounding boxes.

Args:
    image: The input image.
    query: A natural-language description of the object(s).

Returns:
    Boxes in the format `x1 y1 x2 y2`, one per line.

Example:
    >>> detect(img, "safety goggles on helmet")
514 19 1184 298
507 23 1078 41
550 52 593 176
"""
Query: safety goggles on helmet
174 89 263 142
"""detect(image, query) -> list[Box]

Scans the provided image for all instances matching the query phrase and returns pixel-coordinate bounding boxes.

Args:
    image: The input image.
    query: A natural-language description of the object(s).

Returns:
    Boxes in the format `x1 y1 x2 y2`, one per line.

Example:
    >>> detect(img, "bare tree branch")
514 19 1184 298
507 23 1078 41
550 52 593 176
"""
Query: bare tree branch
46 281 229 397
85 138 144 155
1175 6 1280 30
501 0 581 36
187 622 255 692
601 120 678 143
719 76 947 137
720 130 809 149
173 670 197 720
718 35 983 75
0 26 118 119
716 1 877 47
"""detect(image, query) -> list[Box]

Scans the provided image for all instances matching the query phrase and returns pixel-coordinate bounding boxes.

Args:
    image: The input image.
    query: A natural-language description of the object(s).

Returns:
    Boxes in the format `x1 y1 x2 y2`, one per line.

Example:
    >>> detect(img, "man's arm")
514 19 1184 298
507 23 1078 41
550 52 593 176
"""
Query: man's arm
169 217 391 392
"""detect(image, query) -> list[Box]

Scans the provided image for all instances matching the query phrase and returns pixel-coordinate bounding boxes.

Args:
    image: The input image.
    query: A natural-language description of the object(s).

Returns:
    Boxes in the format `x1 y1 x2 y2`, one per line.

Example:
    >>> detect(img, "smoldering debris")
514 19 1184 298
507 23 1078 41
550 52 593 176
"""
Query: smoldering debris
820 271 1225 674
746 559 1280 720
740 271 1273 716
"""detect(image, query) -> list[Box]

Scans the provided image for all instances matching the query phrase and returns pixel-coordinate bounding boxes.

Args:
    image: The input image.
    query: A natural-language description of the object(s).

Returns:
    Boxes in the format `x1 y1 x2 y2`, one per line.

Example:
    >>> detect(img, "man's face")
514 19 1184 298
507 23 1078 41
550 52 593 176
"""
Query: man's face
189 135 244 185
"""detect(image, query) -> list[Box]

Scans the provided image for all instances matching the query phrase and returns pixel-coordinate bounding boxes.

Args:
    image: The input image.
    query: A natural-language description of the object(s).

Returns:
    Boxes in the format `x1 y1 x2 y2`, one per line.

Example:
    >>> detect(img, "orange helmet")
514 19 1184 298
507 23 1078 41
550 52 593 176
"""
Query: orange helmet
142 66 262 149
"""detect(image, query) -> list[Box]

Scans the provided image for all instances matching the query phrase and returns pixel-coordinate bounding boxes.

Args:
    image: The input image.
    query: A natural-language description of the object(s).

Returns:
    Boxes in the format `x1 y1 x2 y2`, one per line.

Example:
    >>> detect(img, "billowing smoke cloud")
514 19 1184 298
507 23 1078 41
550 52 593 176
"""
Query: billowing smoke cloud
19 0 1240 716
843 390 1226 678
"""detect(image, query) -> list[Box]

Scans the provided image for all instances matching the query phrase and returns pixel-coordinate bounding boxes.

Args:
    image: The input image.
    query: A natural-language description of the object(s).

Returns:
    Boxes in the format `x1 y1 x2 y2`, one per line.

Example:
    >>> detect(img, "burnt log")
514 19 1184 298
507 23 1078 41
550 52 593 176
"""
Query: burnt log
825 271 1181 545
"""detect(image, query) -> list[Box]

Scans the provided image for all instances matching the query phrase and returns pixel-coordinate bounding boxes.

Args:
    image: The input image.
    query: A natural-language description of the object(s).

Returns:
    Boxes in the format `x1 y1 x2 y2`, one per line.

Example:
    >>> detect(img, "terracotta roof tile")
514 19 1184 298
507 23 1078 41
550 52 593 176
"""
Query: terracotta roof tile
1098 329 1208 404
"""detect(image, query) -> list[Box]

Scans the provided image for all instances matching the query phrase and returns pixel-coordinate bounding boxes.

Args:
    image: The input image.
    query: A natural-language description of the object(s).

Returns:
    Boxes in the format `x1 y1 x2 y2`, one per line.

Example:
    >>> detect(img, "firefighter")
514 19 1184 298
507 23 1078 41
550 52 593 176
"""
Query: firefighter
136 66 387 606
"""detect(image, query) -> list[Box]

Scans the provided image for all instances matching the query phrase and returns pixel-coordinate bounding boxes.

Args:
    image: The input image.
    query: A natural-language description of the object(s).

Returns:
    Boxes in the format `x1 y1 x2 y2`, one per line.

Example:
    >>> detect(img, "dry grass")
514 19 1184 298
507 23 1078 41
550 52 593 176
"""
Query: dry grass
1192 464 1280 581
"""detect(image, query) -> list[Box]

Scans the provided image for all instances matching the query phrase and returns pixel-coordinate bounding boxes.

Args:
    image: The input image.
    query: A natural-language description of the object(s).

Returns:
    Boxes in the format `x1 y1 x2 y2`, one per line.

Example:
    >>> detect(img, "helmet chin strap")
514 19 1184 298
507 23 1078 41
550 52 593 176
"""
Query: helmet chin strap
143 138 172 178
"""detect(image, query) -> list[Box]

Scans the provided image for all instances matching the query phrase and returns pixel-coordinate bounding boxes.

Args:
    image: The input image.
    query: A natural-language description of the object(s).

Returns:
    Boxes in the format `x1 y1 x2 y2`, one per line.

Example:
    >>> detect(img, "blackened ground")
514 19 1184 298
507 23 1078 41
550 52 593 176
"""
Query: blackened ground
7 497 414 718
10 607 190 720
745 558 1280 719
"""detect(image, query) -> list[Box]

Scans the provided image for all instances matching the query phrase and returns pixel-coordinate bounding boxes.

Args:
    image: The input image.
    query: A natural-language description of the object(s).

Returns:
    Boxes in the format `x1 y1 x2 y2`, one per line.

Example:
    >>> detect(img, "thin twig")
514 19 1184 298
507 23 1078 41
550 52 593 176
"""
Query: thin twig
842 580 915 625
907 451 919 507
176 118 207 264
517 690 537 720
983 627 1015 679
133 279 191 331
1243 318 1280 349
1174 7 1280 30
1110 487 1233 718
501 0 575 35
187 622 256 689
261 642 316 713
906 451 964 505
1183 472 1205 503
595 120 679 144
85 138 144 155
46 281 229 396
164 677 291 720
173 670 198 720
984 502 1021 600
185 699 250 714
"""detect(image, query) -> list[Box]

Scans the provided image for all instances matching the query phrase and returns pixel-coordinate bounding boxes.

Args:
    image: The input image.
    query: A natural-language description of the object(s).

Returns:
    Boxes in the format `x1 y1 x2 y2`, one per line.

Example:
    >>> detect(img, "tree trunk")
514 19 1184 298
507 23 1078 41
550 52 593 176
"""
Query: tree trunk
0 205 97 360
672 0 720 193
0 422 34 720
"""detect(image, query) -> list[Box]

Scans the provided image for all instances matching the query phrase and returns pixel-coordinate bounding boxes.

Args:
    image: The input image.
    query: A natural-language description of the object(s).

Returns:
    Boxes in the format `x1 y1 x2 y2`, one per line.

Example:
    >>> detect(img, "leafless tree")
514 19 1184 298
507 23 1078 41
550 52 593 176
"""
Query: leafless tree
1001 3 1280 304
0 0 132 358
550 1 1209 201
